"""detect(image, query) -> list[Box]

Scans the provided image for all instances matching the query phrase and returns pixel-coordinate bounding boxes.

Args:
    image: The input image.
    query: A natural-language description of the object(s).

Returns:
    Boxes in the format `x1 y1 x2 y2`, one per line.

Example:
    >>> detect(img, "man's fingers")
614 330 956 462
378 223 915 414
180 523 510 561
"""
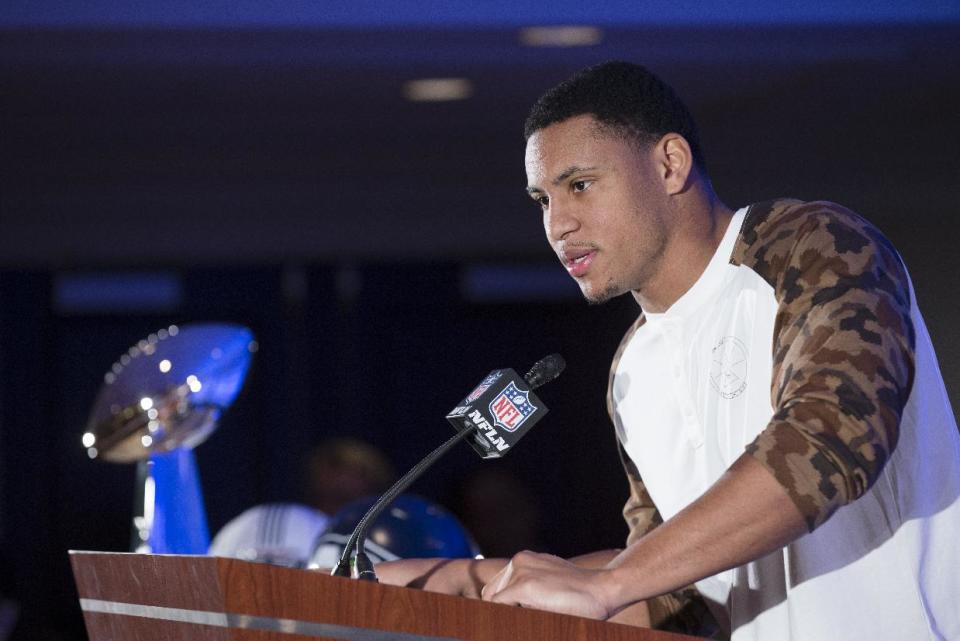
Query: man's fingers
484 573 529 606
480 559 513 601
480 551 549 604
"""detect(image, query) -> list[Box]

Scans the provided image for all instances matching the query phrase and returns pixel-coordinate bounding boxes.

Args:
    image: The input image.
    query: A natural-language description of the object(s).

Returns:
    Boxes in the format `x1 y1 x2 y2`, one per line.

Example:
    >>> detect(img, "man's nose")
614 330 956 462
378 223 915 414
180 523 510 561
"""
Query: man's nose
545 201 581 241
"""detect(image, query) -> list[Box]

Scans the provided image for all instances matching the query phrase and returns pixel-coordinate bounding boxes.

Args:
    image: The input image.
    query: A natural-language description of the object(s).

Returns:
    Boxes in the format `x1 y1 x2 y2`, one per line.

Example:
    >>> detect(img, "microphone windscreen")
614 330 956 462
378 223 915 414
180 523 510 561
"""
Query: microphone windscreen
522 354 566 390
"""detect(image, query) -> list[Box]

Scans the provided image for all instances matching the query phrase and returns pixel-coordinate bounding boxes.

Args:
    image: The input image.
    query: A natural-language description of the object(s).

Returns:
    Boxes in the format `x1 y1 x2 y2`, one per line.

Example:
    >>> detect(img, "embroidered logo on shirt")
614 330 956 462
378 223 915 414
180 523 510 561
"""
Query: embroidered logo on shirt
710 336 748 399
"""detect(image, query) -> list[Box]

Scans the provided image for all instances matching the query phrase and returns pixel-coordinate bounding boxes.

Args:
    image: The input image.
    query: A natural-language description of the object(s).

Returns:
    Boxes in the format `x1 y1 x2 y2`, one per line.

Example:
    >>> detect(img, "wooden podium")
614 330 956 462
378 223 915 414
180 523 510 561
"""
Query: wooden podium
70 551 700 641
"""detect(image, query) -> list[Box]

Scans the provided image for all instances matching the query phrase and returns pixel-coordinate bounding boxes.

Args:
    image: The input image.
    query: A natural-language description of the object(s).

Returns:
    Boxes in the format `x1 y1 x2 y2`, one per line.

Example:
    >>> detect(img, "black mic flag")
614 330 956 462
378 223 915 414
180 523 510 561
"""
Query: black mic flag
445 354 564 459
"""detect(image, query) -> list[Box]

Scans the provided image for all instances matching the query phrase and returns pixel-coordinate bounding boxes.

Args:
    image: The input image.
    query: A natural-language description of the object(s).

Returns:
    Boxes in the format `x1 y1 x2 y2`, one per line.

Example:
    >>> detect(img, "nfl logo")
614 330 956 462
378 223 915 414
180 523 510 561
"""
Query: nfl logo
489 382 537 433
466 384 490 404
466 370 503 404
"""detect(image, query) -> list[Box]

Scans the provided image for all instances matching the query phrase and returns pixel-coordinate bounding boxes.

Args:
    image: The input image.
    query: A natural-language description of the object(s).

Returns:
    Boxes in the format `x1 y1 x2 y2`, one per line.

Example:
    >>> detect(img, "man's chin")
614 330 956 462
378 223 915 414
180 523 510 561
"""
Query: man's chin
580 281 621 305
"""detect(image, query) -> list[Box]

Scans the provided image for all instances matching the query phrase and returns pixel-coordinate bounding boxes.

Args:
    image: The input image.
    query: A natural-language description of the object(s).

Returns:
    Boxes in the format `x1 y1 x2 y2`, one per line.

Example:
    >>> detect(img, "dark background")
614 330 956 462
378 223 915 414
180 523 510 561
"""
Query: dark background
1 5 959 639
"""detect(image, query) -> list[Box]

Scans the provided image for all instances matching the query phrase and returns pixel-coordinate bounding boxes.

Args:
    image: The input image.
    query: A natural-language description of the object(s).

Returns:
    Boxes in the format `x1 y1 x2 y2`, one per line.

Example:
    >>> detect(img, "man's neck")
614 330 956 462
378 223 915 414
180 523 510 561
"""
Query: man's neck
632 193 735 313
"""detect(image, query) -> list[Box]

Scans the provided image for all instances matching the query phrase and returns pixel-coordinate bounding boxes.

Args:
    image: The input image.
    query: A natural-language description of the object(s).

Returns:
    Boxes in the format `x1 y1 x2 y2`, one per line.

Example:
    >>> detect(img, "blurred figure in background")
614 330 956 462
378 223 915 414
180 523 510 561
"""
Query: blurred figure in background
304 437 396 516
209 437 398 567
208 502 328 567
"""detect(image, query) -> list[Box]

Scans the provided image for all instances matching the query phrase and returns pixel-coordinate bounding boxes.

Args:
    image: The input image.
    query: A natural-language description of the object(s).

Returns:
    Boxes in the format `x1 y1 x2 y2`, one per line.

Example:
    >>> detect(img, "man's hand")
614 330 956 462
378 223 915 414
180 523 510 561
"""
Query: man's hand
376 550 652 627
480 551 612 620
376 558 507 598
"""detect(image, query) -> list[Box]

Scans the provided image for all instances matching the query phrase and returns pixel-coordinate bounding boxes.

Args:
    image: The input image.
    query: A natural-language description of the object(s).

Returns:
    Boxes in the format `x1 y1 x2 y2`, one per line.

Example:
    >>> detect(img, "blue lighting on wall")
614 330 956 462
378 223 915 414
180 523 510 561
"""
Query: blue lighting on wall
53 272 182 314
2 0 957 28
462 263 581 303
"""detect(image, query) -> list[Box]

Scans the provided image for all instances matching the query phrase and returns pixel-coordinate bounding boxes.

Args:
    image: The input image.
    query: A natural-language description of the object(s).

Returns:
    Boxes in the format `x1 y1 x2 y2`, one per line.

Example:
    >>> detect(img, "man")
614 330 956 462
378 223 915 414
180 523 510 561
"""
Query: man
380 62 960 639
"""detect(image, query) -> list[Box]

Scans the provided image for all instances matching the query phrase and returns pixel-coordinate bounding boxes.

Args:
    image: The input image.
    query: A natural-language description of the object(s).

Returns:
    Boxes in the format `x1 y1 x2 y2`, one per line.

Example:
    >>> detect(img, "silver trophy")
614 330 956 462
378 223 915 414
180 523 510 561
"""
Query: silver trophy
83 323 256 552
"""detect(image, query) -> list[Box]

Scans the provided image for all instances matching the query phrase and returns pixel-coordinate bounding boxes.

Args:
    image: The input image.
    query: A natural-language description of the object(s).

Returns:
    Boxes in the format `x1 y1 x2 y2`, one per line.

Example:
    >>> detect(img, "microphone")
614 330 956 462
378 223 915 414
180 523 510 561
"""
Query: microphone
330 354 565 580
445 353 563 459
523 353 566 390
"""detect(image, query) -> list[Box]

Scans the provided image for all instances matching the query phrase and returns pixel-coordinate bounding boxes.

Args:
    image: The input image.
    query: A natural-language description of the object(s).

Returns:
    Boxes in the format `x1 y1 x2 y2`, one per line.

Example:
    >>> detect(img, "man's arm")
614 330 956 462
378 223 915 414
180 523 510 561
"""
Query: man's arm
481 453 805 617
568 551 652 627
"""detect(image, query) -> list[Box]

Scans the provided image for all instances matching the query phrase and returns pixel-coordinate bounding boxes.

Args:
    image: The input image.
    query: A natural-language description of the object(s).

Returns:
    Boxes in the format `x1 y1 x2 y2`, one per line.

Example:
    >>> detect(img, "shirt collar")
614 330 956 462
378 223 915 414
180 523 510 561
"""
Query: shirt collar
645 205 748 322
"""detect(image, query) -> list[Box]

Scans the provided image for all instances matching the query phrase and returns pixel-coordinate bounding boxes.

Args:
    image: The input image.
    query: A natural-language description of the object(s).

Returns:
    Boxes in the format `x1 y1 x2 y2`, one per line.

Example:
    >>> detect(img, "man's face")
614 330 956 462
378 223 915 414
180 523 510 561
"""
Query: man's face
525 114 672 304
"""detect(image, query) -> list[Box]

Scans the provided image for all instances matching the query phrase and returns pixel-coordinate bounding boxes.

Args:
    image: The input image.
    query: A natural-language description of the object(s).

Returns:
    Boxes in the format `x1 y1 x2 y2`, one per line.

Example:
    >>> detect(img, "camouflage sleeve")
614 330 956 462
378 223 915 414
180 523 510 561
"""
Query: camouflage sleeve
606 313 663 542
740 200 916 531
618 439 664 545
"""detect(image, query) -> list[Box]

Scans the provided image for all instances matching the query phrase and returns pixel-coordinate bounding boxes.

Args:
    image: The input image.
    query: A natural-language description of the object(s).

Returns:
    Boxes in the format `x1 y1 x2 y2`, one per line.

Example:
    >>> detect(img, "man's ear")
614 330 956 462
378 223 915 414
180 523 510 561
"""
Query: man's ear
655 133 694 196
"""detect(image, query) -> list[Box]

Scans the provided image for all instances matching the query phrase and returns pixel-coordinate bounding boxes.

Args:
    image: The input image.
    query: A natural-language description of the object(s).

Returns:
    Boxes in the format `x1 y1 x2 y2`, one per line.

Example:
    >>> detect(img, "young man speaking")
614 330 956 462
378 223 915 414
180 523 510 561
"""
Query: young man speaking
379 62 960 640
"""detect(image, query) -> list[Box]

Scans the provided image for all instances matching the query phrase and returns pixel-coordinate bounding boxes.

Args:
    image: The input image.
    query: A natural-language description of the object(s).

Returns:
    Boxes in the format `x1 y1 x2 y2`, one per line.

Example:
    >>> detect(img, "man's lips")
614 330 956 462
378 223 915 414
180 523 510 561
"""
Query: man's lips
561 247 597 277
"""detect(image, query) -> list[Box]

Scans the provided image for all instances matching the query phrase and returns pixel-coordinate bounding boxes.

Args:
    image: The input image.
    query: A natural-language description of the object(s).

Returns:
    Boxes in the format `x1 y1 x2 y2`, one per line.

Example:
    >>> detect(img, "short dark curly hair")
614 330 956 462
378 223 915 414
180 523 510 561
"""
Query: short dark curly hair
524 61 707 171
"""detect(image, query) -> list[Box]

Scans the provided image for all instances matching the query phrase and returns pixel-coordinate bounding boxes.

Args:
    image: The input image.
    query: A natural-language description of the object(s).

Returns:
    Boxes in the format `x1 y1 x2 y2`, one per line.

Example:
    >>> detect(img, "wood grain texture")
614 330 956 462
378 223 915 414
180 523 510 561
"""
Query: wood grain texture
71 552 702 641
71 551 226 611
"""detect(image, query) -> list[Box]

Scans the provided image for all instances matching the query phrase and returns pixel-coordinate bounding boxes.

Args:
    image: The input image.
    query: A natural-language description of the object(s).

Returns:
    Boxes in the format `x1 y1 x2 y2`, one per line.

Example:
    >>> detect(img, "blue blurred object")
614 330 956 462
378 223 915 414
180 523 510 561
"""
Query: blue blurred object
308 494 481 569
84 323 256 553
134 449 211 554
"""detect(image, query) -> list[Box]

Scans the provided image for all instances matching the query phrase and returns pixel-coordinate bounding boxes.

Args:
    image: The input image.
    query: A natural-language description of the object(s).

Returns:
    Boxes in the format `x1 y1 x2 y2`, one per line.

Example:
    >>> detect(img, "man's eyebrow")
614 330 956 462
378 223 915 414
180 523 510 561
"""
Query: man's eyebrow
552 165 597 186
526 165 598 195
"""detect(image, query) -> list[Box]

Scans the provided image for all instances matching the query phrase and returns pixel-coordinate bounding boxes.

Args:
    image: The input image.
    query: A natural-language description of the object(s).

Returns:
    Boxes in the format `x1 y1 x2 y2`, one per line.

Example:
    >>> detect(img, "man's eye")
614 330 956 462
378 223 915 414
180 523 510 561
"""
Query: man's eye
572 180 591 192
535 195 549 208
